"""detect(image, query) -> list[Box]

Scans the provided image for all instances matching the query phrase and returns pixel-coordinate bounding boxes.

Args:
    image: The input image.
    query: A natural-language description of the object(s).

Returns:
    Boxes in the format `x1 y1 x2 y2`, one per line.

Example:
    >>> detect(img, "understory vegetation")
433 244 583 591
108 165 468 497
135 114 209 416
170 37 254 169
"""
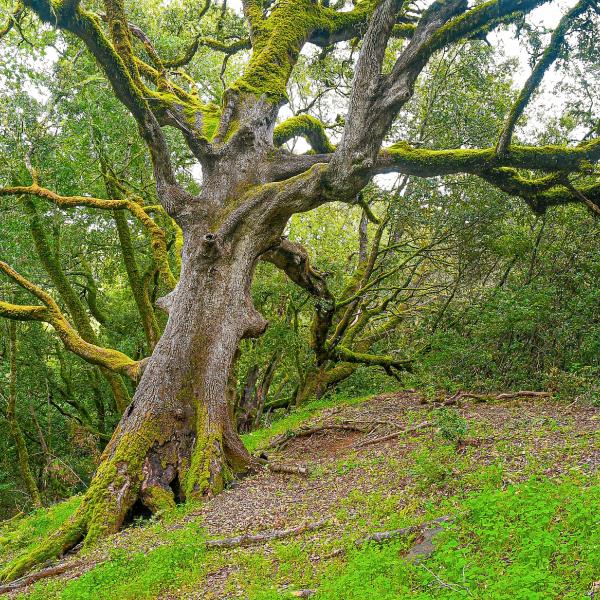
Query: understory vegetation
1 392 598 598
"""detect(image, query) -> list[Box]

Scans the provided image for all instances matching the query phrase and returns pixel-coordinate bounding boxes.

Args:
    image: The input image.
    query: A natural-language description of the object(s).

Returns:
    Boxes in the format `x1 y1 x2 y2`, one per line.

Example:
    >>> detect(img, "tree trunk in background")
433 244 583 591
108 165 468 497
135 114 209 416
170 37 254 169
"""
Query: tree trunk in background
5 322 43 509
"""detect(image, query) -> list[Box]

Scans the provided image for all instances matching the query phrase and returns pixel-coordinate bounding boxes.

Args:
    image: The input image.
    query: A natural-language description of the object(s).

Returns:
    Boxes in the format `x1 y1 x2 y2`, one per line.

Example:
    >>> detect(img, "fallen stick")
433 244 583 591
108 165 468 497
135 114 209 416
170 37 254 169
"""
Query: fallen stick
0 522 329 593
355 421 432 448
0 560 85 594
443 390 550 405
319 516 451 560
251 457 309 476
205 519 328 549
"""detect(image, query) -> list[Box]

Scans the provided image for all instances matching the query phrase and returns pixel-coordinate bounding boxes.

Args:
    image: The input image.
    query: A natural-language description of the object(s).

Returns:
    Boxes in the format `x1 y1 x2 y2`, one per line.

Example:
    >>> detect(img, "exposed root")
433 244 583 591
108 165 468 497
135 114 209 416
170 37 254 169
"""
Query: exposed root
0 560 86 594
267 421 372 450
0 513 87 584
205 519 327 549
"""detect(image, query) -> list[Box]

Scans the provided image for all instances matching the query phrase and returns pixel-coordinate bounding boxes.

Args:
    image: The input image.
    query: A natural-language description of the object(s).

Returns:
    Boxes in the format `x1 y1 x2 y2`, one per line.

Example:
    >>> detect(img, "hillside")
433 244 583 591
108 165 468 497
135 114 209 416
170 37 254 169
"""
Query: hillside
1 391 599 599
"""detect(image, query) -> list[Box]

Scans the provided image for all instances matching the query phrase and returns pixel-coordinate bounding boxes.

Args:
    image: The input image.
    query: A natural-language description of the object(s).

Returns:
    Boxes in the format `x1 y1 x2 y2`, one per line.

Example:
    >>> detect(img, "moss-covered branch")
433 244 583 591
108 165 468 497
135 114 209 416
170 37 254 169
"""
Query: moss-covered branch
274 115 335 153
376 140 600 177
0 261 142 381
0 1 24 39
0 182 176 290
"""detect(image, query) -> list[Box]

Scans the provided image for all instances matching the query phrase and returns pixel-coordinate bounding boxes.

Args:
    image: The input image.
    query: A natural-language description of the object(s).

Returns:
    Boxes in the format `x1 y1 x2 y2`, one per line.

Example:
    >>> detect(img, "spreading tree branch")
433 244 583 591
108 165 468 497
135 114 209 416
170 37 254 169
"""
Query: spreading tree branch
0 262 142 380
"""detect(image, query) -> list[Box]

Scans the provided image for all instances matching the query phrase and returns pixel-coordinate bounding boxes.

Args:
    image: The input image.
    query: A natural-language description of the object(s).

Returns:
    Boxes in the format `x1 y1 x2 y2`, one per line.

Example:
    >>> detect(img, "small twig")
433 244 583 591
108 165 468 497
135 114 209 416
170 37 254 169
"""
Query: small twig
443 390 550 406
354 421 432 448
268 422 370 450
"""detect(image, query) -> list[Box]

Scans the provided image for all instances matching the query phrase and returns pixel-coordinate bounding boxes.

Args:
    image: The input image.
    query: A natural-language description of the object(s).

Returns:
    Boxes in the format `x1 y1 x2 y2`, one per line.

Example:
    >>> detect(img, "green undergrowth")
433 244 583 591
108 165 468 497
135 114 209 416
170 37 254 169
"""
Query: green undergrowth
242 392 372 453
4 393 599 599
0 496 81 565
312 476 600 600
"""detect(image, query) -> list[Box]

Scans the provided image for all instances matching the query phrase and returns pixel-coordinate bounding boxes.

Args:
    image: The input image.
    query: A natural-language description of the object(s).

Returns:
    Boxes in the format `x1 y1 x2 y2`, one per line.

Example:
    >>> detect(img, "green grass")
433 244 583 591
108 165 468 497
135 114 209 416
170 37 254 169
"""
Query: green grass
241 393 372 453
16 519 209 600
0 496 81 564
314 476 600 599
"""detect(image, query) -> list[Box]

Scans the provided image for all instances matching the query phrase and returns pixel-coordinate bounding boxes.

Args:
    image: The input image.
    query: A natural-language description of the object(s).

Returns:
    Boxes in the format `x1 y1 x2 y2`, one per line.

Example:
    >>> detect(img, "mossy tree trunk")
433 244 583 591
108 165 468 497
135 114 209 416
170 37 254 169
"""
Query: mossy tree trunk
3 0 597 583
5 321 43 509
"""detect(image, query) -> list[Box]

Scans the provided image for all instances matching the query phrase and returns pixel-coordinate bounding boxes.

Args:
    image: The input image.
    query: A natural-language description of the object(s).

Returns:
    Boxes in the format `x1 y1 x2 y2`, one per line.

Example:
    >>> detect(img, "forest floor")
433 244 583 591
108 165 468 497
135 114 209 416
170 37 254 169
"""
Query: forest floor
1 391 599 599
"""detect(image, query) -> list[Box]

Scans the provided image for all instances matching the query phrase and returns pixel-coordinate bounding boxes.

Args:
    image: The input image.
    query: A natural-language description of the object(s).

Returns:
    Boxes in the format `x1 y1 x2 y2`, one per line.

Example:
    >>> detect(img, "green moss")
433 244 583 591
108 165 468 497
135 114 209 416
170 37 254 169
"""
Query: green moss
274 115 335 153
231 0 343 102
182 406 227 499
142 486 176 514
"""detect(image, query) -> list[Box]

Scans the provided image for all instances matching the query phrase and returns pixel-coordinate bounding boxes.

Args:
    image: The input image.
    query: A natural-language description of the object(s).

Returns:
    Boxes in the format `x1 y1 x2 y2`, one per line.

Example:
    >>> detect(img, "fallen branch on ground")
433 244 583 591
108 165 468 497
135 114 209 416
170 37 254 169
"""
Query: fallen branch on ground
0 560 85 594
251 457 309 476
0 521 328 592
443 390 551 406
354 421 433 448
318 516 451 560
205 519 328 549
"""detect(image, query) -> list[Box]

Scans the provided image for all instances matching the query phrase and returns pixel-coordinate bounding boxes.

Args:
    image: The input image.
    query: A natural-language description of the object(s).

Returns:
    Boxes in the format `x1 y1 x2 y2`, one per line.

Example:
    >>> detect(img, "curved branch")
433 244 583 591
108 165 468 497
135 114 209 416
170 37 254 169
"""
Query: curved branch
164 36 250 68
262 237 335 364
0 262 142 379
0 183 176 290
274 115 335 154
496 0 590 155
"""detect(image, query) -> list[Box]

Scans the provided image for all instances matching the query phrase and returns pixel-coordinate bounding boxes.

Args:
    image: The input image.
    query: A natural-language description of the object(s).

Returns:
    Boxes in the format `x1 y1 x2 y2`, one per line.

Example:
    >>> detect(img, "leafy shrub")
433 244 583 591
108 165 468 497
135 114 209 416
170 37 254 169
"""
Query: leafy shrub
434 408 468 444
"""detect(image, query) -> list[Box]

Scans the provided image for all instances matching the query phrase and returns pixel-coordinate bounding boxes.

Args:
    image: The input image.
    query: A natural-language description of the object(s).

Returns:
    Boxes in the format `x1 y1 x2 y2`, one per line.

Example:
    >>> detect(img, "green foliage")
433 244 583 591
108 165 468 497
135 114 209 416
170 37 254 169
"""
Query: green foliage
0 496 81 564
20 520 208 600
434 408 468 445
316 477 600 599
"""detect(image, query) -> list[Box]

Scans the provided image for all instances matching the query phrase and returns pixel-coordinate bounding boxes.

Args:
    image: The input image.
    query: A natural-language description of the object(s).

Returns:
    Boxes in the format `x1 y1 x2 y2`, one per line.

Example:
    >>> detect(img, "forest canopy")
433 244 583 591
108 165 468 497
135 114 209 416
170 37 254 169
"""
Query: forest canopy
0 0 599 587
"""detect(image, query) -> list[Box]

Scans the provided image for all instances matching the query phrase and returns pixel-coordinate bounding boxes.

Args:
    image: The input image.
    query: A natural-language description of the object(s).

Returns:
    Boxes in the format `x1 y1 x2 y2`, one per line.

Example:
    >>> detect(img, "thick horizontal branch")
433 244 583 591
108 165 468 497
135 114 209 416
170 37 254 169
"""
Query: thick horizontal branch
375 140 600 177
332 345 413 374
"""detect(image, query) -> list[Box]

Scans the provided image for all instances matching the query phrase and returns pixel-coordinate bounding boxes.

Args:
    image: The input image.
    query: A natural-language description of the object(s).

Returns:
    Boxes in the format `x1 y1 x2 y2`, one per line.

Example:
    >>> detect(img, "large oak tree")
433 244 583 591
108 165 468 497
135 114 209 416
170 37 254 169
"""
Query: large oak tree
1 0 600 580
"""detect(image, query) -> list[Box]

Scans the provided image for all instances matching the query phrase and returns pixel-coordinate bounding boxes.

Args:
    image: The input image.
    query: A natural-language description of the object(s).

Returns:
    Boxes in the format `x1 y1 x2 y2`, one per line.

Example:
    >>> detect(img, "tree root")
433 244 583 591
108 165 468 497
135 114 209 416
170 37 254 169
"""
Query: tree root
442 390 551 406
205 519 328 549
354 421 433 449
0 521 329 593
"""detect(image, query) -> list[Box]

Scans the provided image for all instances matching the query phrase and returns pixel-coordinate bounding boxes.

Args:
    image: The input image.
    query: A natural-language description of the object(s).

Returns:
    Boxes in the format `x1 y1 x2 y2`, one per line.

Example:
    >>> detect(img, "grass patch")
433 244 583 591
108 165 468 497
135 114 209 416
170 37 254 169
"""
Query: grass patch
1 496 81 565
242 393 372 453
316 476 600 599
